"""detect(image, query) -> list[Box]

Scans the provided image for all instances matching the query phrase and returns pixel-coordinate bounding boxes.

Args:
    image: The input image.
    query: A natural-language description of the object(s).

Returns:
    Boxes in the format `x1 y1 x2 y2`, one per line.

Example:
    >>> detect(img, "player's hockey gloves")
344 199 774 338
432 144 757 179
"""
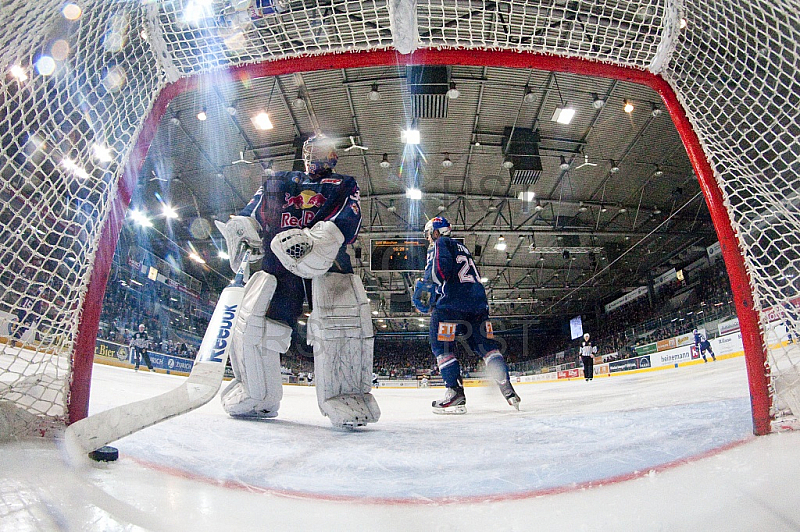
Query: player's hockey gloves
215 216 264 272
412 279 436 313
270 220 345 278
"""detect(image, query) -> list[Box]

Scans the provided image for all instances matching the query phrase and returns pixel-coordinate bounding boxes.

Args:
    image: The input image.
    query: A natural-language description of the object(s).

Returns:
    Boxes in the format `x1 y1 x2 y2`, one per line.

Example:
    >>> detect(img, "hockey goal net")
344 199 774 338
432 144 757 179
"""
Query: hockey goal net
1 0 798 438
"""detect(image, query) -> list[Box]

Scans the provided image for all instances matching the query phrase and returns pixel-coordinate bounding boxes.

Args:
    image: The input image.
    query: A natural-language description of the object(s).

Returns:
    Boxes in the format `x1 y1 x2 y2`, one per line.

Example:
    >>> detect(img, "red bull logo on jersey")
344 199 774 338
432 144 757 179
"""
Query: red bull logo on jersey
283 190 327 210
281 211 316 228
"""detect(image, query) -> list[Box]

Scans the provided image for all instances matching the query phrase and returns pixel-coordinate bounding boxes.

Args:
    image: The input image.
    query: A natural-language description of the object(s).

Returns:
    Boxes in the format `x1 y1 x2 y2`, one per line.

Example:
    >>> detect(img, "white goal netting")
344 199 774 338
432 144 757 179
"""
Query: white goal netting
1 0 798 437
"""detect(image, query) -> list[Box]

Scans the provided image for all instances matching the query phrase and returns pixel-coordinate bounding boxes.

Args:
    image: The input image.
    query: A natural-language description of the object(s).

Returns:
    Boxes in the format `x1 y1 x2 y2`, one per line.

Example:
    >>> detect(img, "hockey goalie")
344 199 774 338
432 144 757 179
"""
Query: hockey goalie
214 134 380 429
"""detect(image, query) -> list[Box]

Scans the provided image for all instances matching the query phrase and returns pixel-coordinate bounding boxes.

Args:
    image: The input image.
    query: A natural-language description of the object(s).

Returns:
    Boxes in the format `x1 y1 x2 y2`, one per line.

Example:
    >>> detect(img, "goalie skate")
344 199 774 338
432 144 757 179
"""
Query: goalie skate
432 387 467 415
221 380 279 420
321 393 380 429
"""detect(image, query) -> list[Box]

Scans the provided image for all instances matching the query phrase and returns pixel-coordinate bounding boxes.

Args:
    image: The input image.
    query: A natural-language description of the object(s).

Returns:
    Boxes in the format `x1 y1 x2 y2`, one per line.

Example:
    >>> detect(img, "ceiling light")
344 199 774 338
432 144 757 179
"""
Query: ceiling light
9 65 28 82
437 204 446 212
401 127 420 145
600 204 608 213
534 201 543 212
188 252 206 264
441 154 453 168
579 201 588 212
551 105 576 124
495 236 507 251
480 276 489 283
292 91 306 109
218 250 229 260
196 108 207 121
591 94 605 109
92 143 113 163
130 210 152 228
610 160 620 173
226 105 237 116
523 86 535 104
368 83 380 101
653 206 662 215
559 155 570 171
517 191 535 202
623 99 634 113
163 204 179 219
380 153 390 168
61 158 89 179
252 111 273 130
654 165 664 177
387 200 396 212
405 187 422 200
447 81 460 99
502 157 514 169
618 205 627 213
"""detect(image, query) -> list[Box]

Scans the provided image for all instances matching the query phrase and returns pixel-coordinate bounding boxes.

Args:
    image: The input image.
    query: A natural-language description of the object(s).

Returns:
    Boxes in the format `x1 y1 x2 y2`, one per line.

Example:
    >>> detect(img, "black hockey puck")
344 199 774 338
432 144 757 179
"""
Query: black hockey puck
88 445 119 462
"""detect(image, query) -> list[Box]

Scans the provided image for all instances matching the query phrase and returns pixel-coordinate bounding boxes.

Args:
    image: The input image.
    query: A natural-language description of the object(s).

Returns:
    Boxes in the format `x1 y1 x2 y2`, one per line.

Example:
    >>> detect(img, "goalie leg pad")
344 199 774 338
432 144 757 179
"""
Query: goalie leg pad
221 271 292 418
308 273 380 428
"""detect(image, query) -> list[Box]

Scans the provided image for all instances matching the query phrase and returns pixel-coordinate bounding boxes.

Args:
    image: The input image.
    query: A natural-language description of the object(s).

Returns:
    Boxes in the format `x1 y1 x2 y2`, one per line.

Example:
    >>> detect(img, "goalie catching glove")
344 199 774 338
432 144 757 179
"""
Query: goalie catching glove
270 220 344 278
215 216 264 272
412 279 437 313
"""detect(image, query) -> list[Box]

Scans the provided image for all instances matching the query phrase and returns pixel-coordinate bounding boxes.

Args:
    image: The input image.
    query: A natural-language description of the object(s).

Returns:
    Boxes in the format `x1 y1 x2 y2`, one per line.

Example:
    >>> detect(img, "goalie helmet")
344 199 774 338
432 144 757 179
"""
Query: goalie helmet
583 333 590 341
303 134 338 176
424 216 451 239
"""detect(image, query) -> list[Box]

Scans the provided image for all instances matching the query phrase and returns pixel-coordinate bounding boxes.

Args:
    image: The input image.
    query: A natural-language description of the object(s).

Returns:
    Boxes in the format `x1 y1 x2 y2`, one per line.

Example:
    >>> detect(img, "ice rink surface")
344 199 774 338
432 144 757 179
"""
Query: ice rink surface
2 356 800 531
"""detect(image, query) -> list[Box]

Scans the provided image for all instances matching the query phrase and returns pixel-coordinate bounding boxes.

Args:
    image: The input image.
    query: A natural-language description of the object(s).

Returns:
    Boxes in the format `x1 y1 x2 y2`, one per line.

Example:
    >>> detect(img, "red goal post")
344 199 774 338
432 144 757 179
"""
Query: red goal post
2 1 797 438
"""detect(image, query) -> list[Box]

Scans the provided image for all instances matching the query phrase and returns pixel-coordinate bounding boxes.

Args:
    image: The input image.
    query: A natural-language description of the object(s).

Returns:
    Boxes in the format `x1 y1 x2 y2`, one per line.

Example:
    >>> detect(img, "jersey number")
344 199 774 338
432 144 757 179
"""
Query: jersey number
456 255 479 283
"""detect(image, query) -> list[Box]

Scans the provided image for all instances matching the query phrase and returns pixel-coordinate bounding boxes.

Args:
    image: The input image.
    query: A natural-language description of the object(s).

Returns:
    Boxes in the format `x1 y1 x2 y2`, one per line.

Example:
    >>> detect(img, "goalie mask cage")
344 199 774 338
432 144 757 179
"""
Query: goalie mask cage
1 0 798 439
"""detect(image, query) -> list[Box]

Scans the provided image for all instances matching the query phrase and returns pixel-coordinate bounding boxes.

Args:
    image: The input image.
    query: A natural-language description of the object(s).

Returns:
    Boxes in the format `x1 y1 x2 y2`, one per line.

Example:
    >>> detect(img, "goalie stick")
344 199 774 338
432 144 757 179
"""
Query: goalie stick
64 249 252 460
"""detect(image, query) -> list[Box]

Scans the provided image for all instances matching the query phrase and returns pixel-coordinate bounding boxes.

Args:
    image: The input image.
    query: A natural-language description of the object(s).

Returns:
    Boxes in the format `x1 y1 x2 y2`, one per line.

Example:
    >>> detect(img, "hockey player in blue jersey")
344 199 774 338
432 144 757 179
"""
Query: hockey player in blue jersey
214 134 379 429
413 216 520 414
693 328 716 362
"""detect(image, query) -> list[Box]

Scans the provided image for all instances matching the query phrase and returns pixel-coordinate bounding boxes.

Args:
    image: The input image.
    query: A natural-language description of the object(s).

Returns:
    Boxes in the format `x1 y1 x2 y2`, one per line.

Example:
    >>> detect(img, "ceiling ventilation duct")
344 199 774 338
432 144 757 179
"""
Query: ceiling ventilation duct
406 66 449 119
502 127 543 185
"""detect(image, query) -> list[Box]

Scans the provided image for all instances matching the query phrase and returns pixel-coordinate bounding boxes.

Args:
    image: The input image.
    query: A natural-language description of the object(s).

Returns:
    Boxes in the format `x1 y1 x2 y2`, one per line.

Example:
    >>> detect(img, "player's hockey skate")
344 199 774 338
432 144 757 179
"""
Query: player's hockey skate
499 380 521 410
432 386 467 414
320 393 380 429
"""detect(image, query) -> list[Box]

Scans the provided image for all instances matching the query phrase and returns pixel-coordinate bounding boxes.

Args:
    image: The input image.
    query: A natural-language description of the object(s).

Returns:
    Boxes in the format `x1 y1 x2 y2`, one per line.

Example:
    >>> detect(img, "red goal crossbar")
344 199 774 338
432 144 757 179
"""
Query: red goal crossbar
70 49 771 435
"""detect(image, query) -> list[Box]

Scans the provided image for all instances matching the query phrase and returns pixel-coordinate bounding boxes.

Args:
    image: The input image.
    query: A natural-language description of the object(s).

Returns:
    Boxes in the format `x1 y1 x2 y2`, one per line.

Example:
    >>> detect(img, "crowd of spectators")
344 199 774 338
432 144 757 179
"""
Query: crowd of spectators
94 251 736 379
98 269 209 360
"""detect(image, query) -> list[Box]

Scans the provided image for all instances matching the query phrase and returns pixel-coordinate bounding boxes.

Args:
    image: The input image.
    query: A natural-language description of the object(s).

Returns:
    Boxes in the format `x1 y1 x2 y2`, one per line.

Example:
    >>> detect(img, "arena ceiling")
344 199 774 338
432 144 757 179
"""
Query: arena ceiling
129 62 718 332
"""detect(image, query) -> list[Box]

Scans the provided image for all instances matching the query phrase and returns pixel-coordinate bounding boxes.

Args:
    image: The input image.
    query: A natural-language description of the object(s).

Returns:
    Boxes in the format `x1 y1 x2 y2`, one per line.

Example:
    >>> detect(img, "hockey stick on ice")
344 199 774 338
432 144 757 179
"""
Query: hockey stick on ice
64 250 251 459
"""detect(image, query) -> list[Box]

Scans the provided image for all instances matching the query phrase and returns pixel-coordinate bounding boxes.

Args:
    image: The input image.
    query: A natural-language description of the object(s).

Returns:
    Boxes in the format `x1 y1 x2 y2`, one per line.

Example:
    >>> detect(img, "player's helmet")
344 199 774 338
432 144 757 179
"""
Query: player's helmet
693 328 698 334
424 216 452 238
303 134 338 176
583 333 590 341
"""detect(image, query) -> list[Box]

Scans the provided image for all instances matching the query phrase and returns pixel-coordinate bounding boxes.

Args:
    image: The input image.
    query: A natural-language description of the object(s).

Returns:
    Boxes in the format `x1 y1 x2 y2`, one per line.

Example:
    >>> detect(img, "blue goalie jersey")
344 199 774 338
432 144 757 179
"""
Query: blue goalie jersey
424 236 488 313
240 170 362 275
